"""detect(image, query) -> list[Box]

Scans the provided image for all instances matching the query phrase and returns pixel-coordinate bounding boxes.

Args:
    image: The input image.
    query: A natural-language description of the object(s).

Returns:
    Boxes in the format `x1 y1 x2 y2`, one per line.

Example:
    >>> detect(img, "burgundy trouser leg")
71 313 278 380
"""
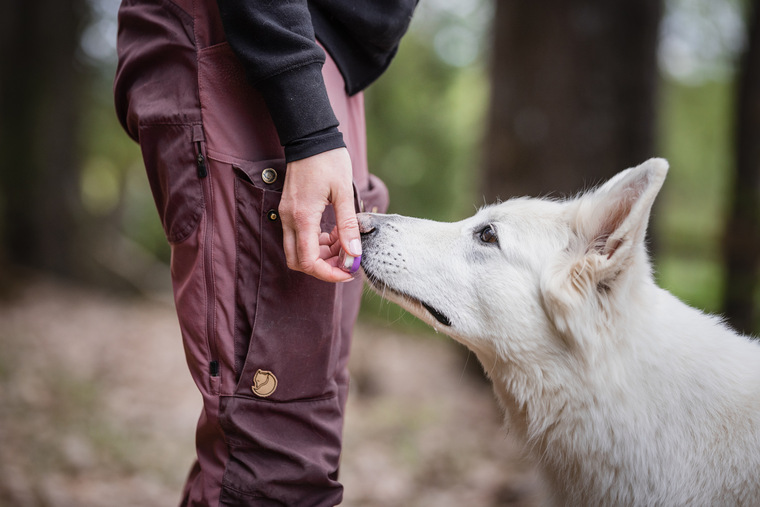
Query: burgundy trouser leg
176 49 386 507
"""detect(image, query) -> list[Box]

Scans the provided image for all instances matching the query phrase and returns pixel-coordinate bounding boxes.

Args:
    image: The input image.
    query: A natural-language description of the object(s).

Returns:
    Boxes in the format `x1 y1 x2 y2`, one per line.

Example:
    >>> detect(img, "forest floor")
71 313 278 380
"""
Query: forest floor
0 276 547 506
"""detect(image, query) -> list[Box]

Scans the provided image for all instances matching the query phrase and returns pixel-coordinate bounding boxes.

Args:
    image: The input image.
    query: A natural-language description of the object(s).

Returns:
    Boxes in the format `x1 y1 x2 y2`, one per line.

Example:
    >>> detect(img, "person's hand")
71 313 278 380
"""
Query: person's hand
279 147 361 283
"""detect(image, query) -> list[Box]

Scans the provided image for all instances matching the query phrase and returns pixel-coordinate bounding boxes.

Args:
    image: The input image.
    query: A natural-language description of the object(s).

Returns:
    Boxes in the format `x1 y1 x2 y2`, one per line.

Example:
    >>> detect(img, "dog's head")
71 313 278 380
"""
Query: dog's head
360 158 668 366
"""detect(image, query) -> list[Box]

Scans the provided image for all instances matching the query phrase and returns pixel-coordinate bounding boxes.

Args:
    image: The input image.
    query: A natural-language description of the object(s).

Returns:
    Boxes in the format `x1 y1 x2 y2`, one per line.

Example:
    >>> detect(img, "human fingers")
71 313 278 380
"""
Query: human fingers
280 150 354 282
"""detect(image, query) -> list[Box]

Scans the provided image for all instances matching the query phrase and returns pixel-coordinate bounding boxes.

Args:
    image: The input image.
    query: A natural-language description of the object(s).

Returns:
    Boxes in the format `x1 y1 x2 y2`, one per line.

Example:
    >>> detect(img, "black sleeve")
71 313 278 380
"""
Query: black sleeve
216 0 345 162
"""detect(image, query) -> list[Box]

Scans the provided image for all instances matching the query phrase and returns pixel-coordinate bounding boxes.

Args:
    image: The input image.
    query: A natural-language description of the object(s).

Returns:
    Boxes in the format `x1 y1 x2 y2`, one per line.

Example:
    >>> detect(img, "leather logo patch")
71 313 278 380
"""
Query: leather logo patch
252 369 278 397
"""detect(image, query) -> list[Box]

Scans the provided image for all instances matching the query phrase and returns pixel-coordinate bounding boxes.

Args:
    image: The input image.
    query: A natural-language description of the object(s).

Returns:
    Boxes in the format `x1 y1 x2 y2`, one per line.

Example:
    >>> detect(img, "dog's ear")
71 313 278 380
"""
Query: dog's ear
575 158 668 267
541 158 668 345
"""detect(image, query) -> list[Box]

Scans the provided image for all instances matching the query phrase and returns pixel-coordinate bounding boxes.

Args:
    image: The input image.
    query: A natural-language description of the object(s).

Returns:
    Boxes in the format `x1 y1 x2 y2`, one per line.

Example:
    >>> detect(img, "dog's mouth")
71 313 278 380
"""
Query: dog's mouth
420 301 452 327
362 266 452 327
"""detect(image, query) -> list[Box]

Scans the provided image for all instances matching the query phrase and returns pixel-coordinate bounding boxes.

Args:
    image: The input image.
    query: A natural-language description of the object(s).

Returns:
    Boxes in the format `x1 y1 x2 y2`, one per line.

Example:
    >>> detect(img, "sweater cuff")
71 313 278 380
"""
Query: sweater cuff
284 127 346 163
254 61 341 148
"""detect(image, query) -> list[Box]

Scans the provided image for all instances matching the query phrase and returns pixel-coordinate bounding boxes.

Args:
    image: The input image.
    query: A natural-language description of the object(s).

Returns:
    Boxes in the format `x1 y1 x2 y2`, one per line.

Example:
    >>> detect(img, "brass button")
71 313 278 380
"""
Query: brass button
261 167 277 184
267 209 279 221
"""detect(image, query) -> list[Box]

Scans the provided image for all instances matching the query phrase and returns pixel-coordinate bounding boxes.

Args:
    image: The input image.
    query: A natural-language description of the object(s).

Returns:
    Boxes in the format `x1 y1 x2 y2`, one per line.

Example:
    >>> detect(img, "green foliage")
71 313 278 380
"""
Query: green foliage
365 34 487 222
79 70 170 264
655 77 734 312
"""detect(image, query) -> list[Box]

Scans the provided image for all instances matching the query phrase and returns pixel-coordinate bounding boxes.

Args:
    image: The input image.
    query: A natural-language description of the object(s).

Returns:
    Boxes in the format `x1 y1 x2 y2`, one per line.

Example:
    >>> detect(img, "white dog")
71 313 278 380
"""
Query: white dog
359 158 760 506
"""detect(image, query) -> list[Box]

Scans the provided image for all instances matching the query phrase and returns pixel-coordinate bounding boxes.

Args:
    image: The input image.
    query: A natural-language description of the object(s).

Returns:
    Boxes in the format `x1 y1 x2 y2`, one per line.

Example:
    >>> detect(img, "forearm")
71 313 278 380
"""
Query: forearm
216 0 345 161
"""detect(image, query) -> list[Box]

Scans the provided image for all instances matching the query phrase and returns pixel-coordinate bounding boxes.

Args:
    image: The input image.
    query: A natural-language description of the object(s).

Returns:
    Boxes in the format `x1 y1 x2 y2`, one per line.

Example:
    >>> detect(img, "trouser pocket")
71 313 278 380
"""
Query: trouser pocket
138 123 205 243
232 159 343 402
218 395 344 506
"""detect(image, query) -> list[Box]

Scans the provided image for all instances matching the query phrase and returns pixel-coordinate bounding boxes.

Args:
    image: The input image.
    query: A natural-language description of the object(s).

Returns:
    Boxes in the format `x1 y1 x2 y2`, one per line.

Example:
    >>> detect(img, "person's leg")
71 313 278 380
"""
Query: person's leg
181 35 388 507
115 3 227 501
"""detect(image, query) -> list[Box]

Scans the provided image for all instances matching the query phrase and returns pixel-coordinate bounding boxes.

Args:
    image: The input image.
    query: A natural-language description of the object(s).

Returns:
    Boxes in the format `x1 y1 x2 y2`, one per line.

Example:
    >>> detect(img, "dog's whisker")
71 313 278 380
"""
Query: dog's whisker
459 350 472 384
487 355 498 381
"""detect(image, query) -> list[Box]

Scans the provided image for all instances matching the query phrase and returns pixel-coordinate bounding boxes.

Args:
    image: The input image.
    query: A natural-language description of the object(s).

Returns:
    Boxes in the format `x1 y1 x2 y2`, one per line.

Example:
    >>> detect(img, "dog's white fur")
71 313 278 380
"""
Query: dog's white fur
359 159 760 506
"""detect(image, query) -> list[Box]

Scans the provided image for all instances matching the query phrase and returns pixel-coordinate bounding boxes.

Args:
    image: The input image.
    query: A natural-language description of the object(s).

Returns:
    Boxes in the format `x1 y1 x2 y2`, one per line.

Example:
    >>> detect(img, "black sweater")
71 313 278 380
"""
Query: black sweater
216 0 418 162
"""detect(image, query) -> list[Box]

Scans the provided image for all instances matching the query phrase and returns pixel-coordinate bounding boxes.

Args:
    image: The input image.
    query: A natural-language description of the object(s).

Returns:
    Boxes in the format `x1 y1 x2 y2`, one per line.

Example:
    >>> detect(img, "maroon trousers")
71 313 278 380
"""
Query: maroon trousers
115 1 388 505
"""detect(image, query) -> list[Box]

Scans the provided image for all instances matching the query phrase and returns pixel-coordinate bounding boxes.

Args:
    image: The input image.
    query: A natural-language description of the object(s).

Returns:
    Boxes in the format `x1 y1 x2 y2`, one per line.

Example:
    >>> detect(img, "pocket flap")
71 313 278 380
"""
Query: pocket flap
231 158 287 192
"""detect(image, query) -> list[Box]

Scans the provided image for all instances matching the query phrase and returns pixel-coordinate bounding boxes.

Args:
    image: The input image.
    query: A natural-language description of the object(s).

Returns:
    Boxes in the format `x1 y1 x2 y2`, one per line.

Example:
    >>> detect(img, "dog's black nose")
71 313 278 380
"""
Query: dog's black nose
358 213 376 236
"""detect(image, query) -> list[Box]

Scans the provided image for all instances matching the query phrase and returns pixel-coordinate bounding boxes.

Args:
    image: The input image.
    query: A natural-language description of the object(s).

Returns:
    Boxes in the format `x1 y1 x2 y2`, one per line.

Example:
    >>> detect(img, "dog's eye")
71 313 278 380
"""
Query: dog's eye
479 225 498 244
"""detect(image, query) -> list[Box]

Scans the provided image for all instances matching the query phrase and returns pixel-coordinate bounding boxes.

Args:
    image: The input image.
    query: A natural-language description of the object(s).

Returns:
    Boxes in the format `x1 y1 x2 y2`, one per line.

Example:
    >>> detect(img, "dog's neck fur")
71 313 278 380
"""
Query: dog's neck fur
477 252 760 506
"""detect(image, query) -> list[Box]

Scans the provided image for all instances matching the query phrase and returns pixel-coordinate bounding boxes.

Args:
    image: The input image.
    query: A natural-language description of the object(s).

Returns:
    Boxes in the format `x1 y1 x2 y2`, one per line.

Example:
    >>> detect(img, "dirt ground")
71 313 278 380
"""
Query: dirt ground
0 277 546 506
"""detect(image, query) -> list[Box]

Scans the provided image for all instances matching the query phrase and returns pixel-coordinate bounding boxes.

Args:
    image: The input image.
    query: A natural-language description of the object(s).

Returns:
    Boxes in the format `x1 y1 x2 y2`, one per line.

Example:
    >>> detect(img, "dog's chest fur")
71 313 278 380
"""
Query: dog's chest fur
485 281 760 505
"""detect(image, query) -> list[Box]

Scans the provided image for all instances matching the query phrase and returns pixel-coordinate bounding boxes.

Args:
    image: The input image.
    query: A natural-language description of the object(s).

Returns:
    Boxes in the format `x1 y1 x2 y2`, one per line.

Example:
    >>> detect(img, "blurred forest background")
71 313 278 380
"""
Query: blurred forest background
1 0 759 505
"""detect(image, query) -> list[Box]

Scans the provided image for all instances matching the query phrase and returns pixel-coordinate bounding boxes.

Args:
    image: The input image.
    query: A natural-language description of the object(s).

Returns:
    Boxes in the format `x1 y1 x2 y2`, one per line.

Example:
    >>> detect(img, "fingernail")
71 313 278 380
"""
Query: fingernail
349 239 362 256
338 248 362 274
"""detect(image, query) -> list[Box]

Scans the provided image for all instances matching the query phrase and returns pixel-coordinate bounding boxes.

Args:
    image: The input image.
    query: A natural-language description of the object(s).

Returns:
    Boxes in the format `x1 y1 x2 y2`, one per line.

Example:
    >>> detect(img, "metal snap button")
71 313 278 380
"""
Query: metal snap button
267 209 279 221
261 167 277 184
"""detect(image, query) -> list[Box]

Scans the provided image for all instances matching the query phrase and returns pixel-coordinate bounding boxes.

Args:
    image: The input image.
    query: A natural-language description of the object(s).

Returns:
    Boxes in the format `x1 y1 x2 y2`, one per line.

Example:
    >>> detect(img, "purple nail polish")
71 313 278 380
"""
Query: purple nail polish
339 249 362 274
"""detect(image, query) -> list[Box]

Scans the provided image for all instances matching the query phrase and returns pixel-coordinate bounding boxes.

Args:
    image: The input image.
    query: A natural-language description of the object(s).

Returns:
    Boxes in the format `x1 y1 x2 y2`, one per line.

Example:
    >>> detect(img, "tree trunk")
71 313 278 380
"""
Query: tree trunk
0 0 88 277
722 0 760 336
482 0 663 201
